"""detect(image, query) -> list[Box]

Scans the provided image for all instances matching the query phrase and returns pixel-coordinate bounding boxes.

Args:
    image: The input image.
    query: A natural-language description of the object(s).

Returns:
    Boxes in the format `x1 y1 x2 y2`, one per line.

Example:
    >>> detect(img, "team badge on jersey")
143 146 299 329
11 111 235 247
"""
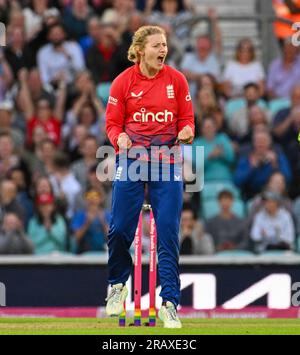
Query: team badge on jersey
166 85 175 99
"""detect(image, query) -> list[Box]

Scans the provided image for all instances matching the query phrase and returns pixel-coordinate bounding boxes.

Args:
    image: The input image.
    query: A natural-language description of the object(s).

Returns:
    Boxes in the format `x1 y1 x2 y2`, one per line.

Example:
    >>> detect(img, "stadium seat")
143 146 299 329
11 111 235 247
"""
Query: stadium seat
246 198 255 213
97 82 111 105
225 98 268 121
201 181 241 201
268 98 290 117
202 198 245 220
225 98 245 120
297 235 300 253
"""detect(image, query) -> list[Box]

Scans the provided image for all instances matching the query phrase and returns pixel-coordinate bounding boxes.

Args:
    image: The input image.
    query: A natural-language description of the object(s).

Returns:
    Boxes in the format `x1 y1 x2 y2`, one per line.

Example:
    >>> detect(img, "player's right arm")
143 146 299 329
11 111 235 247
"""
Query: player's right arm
105 75 132 151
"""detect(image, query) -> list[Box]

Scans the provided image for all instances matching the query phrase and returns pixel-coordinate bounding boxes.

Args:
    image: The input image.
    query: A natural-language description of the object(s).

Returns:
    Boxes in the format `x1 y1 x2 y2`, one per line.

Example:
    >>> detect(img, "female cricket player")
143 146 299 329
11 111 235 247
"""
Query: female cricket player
105 25 194 328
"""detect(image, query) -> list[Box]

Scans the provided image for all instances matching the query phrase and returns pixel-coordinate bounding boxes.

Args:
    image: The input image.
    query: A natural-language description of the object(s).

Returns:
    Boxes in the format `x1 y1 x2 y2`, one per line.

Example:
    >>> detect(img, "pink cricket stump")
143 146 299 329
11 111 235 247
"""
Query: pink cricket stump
133 211 143 326
148 208 157 326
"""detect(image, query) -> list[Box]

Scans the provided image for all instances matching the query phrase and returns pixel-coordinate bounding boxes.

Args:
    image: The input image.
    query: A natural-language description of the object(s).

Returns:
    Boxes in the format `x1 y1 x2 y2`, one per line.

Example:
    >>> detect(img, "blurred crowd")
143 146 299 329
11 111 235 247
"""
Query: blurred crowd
0 0 300 257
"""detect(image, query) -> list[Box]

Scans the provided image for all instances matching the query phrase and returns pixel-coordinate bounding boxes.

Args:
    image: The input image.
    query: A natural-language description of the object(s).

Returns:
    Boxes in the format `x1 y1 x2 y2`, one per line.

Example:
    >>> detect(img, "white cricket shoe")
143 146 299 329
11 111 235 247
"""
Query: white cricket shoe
158 301 182 328
105 283 128 316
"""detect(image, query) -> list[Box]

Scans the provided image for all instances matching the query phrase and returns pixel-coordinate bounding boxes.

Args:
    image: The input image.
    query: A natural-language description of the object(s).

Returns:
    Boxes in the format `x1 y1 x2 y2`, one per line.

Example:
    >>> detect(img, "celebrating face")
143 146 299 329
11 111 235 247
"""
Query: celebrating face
140 34 168 76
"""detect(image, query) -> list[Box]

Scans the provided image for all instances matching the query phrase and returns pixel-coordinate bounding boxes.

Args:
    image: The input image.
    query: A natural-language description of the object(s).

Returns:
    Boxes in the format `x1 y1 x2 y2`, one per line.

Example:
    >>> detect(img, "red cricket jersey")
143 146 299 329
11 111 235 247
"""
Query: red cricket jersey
105 64 194 159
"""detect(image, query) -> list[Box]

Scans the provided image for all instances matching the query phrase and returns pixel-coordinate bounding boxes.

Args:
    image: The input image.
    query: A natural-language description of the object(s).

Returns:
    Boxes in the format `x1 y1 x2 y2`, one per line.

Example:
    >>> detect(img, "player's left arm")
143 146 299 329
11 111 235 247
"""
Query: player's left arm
176 72 195 144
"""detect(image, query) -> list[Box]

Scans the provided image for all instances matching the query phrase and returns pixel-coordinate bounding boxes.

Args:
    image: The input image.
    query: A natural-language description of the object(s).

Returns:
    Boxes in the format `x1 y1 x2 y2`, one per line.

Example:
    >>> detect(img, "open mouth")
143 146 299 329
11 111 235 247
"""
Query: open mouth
157 55 165 65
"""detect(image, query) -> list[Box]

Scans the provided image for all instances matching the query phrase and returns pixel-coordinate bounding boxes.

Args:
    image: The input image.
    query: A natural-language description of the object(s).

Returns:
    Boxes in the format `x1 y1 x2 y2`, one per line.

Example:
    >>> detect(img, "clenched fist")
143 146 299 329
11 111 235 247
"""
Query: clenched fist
177 125 194 144
117 132 132 149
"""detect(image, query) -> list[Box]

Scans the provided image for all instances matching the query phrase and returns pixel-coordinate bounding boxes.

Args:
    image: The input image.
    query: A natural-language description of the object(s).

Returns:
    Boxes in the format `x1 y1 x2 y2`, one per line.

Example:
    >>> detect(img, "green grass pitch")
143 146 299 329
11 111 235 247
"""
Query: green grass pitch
0 318 300 335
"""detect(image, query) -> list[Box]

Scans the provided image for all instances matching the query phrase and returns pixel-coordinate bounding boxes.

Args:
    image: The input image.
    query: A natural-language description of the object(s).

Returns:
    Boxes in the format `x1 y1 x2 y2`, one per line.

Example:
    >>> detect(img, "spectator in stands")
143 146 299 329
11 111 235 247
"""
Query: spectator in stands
222 38 265 98
272 84 300 149
0 48 13 101
267 38 300 99
8 167 34 227
0 0 15 26
92 155 115 209
206 190 249 251
26 7 62 66
193 86 227 136
247 171 297 236
25 138 57 181
0 179 25 224
86 21 130 84
87 0 110 15
144 0 196 40
18 68 55 108
33 175 53 196
66 124 88 162
0 132 29 181
19 68 66 147
28 123 48 151
74 163 109 210
0 212 33 255
101 0 135 39
8 8 25 30
23 0 52 41
0 100 24 148
233 105 270 147
272 85 300 196
250 190 295 253
197 73 222 102
210 106 228 135
71 135 99 190
228 83 269 142
194 87 219 124
193 117 235 182
32 174 69 222
50 153 82 219
37 23 85 87
248 171 293 224
179 204 214 255
180 7 222 97
25 97 63 147
234 129 292 199
123 10 145 47
27 192 67 254
71 189 109 254
63 87 105 146
63 0 94 41
79 16 102 55
65 69 94 109
4 25 33 78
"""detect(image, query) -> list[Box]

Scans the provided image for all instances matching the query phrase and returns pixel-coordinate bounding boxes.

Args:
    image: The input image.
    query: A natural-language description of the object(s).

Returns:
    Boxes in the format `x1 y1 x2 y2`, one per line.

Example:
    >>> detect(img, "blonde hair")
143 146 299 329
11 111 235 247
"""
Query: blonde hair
127 25 166 63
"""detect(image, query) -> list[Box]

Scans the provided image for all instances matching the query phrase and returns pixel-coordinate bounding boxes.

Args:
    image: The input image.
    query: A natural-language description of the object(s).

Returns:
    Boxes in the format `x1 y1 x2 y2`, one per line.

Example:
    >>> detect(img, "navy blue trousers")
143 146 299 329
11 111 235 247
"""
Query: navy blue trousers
107 157 183 306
